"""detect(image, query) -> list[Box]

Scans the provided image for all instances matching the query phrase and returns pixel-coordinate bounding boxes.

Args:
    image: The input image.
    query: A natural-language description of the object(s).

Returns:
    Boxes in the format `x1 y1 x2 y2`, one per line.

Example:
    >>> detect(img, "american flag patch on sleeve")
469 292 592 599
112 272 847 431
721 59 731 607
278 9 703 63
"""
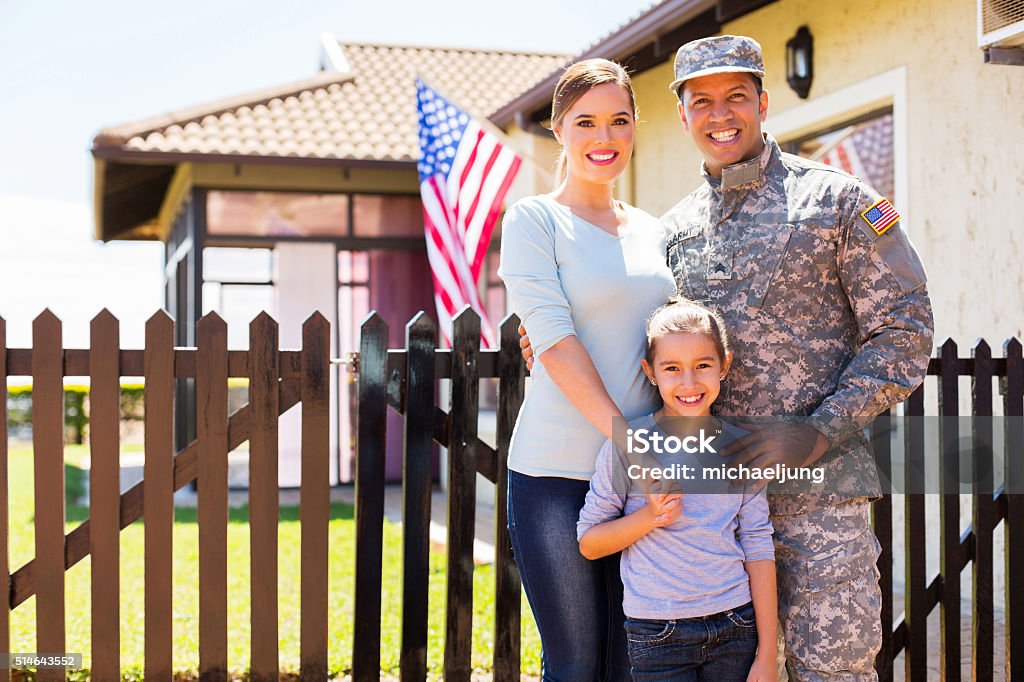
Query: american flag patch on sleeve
860 198 901 235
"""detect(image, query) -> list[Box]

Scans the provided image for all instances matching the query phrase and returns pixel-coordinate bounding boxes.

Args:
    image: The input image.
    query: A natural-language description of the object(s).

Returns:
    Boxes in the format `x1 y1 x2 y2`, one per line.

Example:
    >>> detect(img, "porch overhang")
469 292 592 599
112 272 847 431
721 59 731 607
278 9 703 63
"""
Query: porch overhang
90 152 416 243
489 0 780 130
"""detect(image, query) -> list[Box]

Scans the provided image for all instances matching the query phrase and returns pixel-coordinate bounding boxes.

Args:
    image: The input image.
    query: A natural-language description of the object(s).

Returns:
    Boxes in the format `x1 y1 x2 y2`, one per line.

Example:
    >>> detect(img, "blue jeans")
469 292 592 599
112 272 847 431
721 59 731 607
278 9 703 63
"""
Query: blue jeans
625 602 759 681
508 470 630 681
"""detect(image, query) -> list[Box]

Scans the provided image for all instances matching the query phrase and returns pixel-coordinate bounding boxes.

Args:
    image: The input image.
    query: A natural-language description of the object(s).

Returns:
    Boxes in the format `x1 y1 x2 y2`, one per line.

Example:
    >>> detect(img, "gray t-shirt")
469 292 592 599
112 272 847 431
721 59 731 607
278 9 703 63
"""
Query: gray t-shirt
577 414 775 619
498 195 676 479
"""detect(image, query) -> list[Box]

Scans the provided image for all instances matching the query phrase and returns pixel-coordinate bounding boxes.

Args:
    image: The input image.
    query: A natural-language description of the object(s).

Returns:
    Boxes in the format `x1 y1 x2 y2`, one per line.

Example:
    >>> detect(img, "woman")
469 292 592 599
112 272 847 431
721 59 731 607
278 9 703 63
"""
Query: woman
499 59 676 681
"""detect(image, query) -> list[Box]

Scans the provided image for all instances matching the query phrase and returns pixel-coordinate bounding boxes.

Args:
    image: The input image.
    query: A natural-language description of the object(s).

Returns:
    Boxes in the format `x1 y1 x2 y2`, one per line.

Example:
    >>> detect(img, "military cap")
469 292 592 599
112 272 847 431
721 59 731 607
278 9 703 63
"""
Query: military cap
669 34 766 95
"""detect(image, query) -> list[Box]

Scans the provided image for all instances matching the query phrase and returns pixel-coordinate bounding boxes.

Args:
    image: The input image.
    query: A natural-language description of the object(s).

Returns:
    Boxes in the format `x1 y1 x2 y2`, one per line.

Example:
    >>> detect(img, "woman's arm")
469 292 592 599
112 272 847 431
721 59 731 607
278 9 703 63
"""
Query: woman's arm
578 493 681 560
539 336 623 439
744 560 778 682
499 201 623 438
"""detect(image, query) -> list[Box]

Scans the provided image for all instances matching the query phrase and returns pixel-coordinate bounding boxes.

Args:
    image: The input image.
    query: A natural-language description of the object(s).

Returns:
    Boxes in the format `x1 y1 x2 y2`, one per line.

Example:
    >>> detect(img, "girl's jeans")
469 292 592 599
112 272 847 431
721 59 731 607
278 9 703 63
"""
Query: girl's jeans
625 601 759 681
507 470 631 681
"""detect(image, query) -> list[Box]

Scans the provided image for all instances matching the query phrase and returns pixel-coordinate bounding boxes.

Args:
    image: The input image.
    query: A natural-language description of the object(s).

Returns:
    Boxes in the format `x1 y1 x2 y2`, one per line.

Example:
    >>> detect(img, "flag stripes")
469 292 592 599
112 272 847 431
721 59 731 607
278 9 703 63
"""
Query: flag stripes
416 79 520 347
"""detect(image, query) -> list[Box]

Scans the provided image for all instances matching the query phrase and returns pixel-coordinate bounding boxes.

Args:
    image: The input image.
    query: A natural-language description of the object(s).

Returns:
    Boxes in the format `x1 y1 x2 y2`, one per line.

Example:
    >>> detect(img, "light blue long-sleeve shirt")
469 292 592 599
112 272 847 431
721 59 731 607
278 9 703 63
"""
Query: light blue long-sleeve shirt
498 195 676 480
578 414 775 619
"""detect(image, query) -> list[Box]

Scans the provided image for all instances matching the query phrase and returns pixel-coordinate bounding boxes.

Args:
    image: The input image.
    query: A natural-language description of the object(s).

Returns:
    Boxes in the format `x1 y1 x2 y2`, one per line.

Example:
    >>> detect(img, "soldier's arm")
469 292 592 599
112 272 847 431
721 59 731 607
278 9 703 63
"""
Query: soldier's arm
808 187 934 446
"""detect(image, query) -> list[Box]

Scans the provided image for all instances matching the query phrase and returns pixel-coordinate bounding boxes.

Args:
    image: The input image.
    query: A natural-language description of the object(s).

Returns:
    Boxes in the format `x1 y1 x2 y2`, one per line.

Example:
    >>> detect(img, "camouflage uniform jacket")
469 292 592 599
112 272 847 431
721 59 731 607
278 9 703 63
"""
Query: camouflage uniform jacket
662 134 934 515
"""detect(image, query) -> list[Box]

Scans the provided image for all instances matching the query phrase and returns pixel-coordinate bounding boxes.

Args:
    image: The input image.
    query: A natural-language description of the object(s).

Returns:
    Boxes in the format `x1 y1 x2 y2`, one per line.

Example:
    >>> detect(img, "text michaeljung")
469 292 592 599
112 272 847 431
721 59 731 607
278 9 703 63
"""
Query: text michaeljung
626 462 826 486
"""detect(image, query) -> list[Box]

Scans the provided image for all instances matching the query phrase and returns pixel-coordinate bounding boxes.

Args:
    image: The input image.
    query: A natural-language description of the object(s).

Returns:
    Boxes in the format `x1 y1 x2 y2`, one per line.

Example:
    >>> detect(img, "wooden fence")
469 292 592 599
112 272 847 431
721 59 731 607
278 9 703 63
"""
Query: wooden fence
872 338 1023 681
1 309 1022 680
1 309 328 682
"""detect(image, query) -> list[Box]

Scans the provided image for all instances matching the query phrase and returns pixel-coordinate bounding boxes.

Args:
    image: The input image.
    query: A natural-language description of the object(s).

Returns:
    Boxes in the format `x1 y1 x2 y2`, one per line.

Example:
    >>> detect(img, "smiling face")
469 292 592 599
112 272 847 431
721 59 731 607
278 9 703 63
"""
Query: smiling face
553 82 636 186
677 71 768 177
642 331 731 418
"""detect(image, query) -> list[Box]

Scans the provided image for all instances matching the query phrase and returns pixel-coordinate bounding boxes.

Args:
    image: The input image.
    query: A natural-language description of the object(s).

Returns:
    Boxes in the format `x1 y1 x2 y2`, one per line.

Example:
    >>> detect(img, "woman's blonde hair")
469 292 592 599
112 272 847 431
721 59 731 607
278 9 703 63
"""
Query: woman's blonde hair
549 58 638 186
645 296 730 365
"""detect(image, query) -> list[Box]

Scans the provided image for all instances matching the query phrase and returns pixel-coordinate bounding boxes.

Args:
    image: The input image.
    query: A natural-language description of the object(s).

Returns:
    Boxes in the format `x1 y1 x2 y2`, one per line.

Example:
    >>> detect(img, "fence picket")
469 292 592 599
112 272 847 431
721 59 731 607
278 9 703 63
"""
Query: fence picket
401 313 436 681
1004 338 1024 681
972 340 994 682
444 309 480 682
144 311 175 681
493 315 525 682
938 338 962 682
872 410 893 682
0 317 8 682
353 313 389 682
32 310 65 682
300 313 330 682
90 310 121 680
903 386 927 682
197 313 228 682
249 313 280 682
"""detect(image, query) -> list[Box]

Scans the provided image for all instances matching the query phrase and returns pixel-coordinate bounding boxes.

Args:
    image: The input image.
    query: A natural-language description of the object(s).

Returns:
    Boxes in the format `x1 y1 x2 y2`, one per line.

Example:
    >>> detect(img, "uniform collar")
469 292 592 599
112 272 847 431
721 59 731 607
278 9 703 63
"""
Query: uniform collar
702 133 779 192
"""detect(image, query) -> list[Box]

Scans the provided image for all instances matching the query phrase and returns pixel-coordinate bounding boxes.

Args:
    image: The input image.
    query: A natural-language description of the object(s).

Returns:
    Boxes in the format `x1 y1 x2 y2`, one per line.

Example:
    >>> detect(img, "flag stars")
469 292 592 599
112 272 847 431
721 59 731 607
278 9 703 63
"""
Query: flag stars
415 80 475 182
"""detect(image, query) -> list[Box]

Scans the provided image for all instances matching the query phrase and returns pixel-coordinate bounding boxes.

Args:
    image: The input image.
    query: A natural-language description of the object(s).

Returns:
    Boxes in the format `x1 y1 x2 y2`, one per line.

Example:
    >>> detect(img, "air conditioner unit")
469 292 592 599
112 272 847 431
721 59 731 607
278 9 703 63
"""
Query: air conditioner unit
978 0 1024 48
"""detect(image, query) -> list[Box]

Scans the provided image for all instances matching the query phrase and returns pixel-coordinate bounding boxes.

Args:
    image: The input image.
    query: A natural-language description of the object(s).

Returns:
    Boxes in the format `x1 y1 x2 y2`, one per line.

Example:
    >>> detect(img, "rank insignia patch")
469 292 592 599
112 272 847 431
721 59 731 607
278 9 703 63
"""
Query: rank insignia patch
860 198 901 235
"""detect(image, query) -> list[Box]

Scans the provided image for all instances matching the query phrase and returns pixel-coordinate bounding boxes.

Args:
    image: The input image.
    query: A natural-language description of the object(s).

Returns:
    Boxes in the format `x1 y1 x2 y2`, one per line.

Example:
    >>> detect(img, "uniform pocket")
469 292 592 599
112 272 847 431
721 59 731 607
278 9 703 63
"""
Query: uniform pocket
784 529 883 673
799 527 880 592
666 229 705 303
756 225 833 322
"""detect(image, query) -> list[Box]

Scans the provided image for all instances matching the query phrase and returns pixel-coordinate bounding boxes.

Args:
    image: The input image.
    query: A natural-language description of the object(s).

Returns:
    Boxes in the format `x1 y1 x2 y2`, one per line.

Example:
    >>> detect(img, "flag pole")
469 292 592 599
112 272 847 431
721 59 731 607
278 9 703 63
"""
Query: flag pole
808 124 856 162
417 75 555 188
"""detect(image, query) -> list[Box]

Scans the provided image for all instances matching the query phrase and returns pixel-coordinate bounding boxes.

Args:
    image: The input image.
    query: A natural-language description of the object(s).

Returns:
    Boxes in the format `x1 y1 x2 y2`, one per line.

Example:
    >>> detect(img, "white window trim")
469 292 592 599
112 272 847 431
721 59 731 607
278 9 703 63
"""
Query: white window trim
765 66 909 217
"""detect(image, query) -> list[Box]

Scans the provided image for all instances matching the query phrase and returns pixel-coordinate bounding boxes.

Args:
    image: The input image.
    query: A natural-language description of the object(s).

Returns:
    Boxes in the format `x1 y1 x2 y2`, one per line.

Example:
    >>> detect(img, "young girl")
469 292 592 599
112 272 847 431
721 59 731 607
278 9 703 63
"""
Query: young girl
577 297 778 682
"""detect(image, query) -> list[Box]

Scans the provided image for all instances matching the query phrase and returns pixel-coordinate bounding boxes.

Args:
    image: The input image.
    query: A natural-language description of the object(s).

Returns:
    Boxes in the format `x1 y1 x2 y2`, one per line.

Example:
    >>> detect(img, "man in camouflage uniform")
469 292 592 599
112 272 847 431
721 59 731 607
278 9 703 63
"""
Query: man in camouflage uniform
663 35 933 680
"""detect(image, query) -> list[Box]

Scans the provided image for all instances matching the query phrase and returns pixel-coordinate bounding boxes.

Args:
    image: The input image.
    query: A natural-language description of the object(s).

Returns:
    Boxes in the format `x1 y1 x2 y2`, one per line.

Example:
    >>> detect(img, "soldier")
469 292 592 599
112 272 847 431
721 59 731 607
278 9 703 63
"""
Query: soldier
662 35 933 681
519 34 933 682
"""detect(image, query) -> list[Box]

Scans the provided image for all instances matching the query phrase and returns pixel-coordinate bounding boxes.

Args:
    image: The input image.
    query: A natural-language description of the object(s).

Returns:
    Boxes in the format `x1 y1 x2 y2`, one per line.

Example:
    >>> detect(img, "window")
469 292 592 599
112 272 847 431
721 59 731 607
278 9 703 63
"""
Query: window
338 250 370 353
352 194 423 238
201 247 274 349
207 191 349 237
783 111 895 203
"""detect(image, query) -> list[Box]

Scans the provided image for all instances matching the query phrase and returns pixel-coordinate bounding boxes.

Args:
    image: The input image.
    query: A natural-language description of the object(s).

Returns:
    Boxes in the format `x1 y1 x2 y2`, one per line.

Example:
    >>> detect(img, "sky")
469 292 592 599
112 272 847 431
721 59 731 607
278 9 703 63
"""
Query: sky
0 0 657 350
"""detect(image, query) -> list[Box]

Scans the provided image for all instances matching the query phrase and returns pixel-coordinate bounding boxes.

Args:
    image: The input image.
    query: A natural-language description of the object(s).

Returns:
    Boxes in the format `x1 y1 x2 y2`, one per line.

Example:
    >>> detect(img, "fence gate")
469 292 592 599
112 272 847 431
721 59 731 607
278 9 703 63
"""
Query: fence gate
350 308 526 682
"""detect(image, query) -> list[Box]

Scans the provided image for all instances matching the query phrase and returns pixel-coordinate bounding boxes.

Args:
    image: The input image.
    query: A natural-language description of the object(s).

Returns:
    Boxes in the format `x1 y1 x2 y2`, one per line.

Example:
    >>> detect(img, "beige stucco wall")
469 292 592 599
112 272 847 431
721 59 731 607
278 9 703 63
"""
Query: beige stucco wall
631 60 707 215
192 162 421 193
505 124 561 202
629 0 1024 345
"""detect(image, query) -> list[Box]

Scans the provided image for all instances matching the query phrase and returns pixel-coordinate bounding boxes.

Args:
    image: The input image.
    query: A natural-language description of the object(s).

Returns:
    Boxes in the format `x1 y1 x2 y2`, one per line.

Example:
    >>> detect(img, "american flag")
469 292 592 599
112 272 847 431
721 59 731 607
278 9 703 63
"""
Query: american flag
861 198 901 235
817 114 895 202
415 78 521 347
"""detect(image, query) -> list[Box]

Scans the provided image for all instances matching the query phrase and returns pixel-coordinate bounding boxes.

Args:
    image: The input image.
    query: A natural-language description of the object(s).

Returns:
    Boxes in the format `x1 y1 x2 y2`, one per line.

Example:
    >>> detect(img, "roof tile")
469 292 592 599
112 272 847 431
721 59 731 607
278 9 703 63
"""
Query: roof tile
94 42 567 164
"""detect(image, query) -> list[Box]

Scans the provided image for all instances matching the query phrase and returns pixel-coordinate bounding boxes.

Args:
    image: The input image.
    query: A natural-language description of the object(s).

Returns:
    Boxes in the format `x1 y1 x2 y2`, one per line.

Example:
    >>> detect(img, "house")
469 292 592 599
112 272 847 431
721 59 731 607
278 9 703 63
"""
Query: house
90 37 566 485
91 0 1024 487
494 0 1024 348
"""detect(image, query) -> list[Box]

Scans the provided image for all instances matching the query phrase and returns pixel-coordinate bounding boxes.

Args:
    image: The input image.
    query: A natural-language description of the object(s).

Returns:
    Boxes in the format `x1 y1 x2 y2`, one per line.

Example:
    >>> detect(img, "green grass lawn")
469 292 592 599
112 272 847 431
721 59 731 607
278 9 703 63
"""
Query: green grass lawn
7 444 541 679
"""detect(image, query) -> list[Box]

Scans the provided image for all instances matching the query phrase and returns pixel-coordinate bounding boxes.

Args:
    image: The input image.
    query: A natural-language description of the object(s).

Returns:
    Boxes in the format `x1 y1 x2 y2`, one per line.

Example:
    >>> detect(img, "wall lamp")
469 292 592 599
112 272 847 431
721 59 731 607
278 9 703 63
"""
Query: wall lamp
786 26 814 99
